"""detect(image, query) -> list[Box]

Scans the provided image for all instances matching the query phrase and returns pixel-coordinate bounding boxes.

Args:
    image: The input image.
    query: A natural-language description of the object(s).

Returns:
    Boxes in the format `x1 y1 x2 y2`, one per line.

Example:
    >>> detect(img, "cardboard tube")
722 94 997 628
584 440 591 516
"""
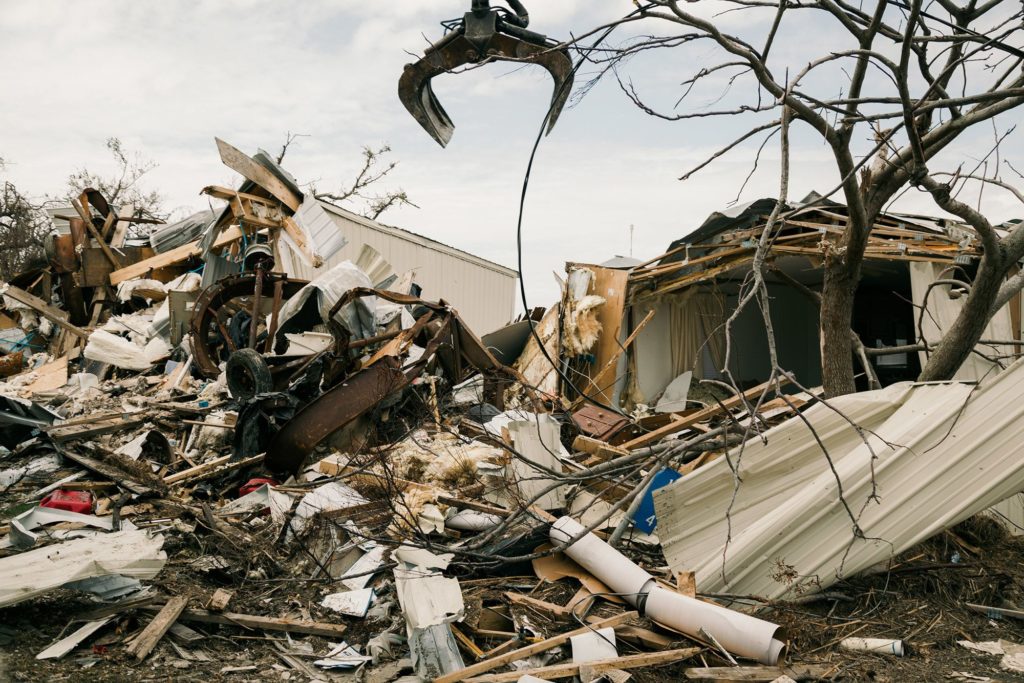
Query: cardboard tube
549 516 787 665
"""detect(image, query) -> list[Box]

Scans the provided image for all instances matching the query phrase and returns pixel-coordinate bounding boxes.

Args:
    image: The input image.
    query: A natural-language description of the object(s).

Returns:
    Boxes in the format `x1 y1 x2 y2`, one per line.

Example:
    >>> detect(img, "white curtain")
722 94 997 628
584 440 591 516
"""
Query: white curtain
908 262 1016 382
668 288 727 379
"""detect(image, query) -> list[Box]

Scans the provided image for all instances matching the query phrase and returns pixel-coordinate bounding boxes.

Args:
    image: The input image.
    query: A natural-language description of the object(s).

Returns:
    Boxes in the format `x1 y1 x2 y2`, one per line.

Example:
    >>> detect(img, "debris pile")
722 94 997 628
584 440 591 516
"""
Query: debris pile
4 142 1024 683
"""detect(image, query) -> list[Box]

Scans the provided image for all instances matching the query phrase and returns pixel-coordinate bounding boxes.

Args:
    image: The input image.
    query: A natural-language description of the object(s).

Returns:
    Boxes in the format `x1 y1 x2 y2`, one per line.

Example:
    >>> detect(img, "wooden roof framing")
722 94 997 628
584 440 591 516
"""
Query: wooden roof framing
628 205 980 300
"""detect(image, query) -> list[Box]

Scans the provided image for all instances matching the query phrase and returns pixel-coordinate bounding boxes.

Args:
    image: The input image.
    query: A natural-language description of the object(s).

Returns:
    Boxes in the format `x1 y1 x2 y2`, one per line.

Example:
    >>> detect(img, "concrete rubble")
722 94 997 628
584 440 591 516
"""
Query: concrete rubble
3 142 1024 683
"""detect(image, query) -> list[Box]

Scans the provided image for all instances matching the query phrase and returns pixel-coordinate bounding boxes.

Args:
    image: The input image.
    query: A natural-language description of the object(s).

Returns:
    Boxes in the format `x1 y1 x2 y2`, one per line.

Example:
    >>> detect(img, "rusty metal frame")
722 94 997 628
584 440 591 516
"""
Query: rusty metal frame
264 288 520 472
190 272 308 378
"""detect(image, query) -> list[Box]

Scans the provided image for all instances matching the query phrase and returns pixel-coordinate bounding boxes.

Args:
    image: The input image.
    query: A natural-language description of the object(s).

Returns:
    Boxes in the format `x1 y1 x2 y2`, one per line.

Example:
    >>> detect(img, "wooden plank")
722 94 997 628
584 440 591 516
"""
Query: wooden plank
644 258 754 299
451 623 486 660
56 448 154 496
126 596 188 660
71 199 121 270
47 413 150 442
110 206 135 249
109 225 244 285
282 216 319 266
620 377 790 450
572 435 629 461
0 283 90 339
616 625 678 650
164 454 263 486
464 647 702 682
21 356 69 396
505 592 573 618
631 245 754 281
433 611 638 683
582 264 630 390
683 664 834 681
215 138 301 212
202 185 284 207
170 608 347 638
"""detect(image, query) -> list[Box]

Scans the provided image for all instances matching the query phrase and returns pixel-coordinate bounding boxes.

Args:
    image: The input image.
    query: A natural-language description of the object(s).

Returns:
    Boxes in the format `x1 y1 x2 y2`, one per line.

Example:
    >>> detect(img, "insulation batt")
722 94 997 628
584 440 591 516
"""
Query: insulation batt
83 330 169 370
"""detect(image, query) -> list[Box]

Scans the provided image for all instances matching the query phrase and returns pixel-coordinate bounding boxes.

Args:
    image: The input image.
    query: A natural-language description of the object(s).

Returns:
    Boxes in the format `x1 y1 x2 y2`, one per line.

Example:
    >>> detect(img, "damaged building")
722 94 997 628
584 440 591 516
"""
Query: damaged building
551 193 1023 413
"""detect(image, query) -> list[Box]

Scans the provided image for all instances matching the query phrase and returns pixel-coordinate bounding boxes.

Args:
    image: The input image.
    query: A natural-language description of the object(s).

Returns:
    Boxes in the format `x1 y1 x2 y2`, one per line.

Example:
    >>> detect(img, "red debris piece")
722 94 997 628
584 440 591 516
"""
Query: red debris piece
40 489 94 514
239 478 278 497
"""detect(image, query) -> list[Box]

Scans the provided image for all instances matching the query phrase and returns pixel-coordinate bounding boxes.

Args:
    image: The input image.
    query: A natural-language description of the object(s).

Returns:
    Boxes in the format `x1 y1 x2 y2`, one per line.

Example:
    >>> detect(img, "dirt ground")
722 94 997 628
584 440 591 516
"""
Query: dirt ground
3 515 1024 682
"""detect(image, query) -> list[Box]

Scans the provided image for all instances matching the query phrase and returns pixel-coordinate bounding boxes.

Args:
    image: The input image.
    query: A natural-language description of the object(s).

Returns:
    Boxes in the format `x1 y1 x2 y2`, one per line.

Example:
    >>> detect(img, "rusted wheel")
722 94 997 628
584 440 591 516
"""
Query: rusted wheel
226 348 273 400
189 272 308 379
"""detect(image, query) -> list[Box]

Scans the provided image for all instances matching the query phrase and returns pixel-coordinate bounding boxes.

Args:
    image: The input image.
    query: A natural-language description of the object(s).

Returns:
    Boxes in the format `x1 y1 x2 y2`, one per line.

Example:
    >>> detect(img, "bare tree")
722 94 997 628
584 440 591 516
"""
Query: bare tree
66 137 164 219
583 0 1024 394
276 130 310 164
314 144 418 221
0 159 49 279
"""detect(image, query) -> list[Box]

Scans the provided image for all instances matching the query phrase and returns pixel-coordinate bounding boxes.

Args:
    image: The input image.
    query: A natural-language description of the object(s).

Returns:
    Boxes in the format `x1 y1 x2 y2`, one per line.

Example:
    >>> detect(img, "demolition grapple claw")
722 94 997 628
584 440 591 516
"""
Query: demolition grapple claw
398 0 574 147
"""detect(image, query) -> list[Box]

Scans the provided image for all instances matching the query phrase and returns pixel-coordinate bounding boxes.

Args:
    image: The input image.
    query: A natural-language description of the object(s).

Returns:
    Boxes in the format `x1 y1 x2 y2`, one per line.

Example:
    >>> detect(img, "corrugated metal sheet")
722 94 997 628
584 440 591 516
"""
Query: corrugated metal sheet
279 201 517 334
988 494 1024 536
910 261 1015 381
293 198 346 263
655 360 1024 600
150 210 215 253
655 382 915 575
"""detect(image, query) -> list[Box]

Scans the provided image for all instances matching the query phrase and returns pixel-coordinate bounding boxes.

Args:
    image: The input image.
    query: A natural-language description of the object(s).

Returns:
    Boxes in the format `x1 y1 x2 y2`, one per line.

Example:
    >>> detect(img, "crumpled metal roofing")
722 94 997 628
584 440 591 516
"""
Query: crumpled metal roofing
655 359 1024 600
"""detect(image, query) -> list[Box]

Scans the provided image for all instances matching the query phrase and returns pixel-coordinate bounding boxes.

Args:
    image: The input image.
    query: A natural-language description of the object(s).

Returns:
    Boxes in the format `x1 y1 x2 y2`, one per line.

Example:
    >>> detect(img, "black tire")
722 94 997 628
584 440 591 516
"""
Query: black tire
226 348 273 400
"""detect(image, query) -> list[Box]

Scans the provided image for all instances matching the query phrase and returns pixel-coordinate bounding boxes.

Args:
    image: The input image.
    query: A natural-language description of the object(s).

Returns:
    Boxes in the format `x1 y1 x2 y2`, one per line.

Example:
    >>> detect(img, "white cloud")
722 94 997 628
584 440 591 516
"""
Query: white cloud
1 2 1020 315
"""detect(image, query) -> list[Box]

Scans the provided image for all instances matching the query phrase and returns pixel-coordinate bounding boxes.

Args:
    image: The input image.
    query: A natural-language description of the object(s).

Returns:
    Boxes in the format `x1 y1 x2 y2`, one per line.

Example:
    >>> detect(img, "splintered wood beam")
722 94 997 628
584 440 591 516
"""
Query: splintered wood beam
620 376 791 450
282 216 319 266
202 185 285 208
55 447 154 496
165 608 347 638
71 199 121 270
164 454 263 486
215 138 301 212
108 225 244 285
126 596 188 660
0 283 90 339
433 612 638 683
46 411 151 442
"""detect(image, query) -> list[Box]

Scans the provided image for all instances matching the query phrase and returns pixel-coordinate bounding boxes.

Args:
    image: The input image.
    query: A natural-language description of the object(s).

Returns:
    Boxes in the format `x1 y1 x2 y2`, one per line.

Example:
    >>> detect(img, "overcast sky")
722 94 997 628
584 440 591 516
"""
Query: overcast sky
2 1 1021 314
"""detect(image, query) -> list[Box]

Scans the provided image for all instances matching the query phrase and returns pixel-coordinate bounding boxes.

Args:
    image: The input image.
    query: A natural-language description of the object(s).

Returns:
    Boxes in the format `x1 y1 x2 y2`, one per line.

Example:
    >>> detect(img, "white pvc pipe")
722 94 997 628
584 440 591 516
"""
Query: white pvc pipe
644 586 787 664
839 637 904 656
549 516 655 605
549 516 787 665
445 510 503 531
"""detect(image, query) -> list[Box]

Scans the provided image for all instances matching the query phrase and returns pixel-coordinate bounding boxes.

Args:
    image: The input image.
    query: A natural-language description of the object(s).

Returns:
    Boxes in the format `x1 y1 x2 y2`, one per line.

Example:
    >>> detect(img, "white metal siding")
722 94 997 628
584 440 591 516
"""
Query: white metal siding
296 199 347 263
279 202 517 334
655 362 1024 599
